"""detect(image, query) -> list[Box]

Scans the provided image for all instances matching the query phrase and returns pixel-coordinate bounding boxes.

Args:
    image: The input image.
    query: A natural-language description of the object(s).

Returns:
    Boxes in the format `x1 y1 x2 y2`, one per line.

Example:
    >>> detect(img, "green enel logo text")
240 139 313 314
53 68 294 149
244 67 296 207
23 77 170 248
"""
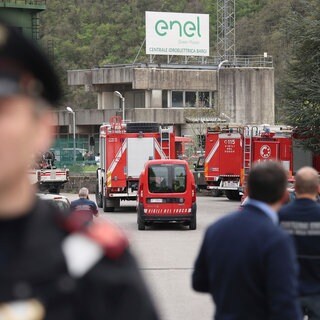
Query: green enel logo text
155 17 202 38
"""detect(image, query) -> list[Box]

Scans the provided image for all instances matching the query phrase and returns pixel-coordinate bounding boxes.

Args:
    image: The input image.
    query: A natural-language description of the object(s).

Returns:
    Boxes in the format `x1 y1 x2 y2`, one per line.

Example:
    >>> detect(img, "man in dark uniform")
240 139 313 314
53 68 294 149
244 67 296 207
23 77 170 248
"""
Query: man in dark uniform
280 166 320 319
192 162 302 320
70 187 98 220
0 23 159 320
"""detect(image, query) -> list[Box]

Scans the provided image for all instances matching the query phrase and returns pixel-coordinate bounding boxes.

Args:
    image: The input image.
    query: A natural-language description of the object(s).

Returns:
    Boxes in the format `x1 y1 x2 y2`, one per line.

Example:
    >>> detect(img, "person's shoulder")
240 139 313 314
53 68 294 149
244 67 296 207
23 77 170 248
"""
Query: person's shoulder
59 212 129 260
278 202 294 218
70 198 80 205
280 199 320 219
57 215 129 278
87 199 97 206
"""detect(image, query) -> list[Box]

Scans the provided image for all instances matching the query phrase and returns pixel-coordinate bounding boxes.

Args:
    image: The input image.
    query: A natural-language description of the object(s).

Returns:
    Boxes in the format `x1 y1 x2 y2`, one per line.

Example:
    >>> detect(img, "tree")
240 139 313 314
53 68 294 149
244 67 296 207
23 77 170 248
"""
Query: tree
283 0 320 153
184 107 219 152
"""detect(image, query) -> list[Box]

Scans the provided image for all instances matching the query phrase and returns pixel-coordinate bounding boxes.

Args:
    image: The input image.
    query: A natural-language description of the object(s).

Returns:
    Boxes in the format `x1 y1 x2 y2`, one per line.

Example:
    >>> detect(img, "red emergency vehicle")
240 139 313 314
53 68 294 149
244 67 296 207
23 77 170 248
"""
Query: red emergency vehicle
205 125 293 200
137 159 197 230
96 118 175 212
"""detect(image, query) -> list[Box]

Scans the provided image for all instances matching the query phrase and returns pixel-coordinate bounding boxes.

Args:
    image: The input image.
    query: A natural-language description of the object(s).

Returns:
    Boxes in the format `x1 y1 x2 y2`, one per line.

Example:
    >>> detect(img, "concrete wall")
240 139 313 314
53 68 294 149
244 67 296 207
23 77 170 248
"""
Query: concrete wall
92 67 133 84
133 68 217 91
219 68 274 124
68 70 93 86
54 109 117 127
126 108 185 124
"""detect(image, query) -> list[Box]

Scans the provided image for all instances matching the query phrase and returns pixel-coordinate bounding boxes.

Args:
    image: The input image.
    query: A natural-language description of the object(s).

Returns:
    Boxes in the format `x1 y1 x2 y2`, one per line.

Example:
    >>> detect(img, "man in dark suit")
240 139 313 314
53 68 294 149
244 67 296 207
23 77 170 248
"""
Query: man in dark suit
192 161 302 320
280 166 320 319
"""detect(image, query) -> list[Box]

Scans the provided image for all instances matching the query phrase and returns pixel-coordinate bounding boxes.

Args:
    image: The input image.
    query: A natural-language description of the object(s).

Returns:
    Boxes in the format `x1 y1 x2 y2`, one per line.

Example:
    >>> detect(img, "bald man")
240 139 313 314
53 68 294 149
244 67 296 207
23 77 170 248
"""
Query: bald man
280 167 320 319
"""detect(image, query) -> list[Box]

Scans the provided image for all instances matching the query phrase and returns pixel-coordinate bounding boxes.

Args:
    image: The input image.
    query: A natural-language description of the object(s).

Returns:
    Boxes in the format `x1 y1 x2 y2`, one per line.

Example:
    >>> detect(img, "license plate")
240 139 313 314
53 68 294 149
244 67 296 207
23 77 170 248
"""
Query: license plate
149 198 164 203
223 181 238 187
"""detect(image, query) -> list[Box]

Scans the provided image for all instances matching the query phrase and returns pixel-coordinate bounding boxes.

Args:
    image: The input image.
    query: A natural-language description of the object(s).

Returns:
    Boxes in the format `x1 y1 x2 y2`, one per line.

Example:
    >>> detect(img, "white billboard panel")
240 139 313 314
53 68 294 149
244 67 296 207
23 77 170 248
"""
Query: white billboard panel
146 11 210 57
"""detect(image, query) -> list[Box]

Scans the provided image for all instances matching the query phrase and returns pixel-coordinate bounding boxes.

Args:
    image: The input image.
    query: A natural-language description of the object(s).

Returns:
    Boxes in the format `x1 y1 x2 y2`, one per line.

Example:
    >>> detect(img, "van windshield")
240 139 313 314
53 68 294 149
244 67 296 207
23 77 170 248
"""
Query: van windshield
148 164 187 193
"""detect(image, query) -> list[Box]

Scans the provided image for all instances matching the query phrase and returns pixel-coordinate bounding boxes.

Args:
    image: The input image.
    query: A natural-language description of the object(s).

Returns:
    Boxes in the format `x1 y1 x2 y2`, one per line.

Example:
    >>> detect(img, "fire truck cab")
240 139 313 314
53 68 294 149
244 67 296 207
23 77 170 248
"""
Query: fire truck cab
205 125 293 200
96 118 175 212
137 159 197 230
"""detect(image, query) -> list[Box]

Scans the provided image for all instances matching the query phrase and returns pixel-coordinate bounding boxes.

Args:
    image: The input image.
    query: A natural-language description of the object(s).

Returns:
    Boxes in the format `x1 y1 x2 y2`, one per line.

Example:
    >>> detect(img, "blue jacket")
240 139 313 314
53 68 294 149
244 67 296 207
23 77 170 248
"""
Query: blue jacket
279 198 320 297
70 198 98 218
192 204 302 320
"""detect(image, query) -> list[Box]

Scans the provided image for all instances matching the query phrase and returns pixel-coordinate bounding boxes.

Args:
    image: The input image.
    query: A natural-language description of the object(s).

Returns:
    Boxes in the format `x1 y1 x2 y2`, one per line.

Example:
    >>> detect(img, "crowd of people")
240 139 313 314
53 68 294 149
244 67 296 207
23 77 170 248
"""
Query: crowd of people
0 19 320 320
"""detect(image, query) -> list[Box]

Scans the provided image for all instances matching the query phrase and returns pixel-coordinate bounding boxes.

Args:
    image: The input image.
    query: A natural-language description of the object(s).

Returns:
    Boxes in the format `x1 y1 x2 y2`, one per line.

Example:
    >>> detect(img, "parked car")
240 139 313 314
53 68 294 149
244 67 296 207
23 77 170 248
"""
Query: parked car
37 193 70 211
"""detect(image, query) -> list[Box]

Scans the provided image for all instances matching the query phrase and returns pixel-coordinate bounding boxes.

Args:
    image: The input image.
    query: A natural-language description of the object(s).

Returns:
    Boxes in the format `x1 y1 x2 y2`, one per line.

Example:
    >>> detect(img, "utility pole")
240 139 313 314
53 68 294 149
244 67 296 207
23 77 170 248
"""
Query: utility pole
66 107 76 163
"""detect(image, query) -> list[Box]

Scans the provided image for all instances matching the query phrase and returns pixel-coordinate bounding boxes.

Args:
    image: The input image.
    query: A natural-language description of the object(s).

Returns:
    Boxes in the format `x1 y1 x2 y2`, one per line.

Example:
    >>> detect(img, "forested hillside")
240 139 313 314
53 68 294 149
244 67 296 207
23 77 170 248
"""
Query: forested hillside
40 0 318 125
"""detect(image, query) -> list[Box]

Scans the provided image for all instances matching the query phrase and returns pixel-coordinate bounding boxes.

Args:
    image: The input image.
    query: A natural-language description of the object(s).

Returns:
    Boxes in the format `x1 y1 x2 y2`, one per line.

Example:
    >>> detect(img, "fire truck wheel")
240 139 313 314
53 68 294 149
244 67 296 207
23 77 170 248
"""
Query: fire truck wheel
138 218 145 230
190 215 197 230
211 190 222 197
225 190 242 201
126 122 160 133
103 197 115 212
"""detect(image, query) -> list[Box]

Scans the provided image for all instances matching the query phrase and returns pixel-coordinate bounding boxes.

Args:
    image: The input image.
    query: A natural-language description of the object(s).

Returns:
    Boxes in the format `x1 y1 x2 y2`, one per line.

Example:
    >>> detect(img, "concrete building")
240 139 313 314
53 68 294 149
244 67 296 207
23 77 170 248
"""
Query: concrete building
65 59 274 141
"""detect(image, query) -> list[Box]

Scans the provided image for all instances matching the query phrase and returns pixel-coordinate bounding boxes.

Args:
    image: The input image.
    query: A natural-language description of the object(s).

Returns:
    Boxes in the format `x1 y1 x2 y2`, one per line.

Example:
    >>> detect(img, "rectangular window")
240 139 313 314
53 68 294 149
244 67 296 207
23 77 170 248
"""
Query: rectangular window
162 90 168 108
148 164 186 193
199 92 210 107
172 91 183 108
185 92 197 107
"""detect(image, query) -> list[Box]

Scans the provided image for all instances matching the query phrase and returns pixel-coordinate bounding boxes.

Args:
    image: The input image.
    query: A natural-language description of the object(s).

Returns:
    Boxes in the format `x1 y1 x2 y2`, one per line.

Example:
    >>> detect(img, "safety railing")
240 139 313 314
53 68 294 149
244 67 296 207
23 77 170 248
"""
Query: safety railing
137 54 273 68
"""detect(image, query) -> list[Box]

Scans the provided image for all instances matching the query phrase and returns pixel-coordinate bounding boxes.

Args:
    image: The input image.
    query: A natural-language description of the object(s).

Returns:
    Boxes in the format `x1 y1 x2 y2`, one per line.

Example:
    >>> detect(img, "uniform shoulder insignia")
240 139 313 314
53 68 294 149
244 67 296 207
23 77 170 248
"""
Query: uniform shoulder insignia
58 211 129 260
84 220 129 260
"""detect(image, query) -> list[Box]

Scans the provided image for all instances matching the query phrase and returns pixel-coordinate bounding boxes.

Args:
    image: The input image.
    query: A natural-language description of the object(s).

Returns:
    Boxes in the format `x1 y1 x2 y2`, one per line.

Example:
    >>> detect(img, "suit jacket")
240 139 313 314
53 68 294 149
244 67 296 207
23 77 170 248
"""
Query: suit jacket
279 198 320 296
192 204 302 320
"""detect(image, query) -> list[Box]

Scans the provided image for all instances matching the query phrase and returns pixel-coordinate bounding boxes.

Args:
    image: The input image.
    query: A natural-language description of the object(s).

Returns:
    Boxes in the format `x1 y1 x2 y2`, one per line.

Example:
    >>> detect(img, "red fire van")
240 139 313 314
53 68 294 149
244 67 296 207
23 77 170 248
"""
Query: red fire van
137 159 197 230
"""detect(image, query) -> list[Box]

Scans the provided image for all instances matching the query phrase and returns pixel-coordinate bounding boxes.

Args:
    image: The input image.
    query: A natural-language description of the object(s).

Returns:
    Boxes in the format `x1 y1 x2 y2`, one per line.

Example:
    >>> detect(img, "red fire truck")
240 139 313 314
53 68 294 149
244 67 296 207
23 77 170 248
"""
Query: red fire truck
96 118 175 212
204 125 293 200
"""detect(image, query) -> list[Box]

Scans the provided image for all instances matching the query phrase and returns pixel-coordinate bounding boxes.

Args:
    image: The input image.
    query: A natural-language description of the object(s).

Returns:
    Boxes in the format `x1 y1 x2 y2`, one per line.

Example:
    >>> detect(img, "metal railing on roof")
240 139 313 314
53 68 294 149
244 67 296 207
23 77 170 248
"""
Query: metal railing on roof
145 55 273 68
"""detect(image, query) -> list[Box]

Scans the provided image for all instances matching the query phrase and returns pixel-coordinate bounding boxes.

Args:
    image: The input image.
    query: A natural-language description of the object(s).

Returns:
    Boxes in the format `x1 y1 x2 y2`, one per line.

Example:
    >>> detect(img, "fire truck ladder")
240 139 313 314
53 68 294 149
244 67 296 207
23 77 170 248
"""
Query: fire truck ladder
160 127 171 159
243 126 259 179
243 126 252 179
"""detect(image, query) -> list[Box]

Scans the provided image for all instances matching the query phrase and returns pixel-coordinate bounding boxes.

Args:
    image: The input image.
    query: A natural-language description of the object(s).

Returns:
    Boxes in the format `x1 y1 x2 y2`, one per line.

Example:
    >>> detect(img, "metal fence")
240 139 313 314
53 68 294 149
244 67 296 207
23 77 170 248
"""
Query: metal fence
51 135 99 168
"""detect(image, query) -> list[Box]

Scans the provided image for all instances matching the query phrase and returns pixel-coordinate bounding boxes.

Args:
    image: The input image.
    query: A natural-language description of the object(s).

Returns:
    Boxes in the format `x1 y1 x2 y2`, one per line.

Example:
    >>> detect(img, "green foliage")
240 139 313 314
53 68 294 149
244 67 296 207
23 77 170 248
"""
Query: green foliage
282 0 320 153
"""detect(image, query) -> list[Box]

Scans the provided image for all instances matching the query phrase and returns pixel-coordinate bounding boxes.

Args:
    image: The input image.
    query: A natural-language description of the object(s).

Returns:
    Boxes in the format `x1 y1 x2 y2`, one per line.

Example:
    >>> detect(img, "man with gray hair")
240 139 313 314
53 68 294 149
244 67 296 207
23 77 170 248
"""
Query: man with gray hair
70 187 98 220
280 166 320 319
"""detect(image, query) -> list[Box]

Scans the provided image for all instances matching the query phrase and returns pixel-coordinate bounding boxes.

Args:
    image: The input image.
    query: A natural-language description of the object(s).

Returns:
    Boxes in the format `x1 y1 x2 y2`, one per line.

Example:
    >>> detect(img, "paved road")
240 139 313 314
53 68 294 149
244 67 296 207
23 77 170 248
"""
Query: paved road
65 193 240 320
